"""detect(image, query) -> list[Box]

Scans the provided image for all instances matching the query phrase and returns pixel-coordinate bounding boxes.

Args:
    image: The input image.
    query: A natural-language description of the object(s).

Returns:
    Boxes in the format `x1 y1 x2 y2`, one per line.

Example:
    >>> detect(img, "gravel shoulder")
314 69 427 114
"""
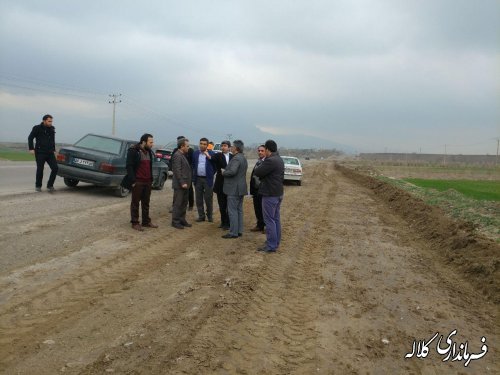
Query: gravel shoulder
0 161 497 374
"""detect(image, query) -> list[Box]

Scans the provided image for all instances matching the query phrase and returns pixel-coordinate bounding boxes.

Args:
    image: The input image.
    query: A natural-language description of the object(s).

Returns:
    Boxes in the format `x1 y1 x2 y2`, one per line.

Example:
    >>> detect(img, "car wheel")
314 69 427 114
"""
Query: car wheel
155 173 167 190
115 185 130 197
296 180 302 186
64 177 79 187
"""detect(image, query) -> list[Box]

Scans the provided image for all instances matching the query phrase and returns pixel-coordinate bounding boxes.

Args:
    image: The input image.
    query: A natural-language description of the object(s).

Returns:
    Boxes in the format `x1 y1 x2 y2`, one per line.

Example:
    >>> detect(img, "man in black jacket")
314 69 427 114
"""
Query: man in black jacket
122 133 159 231
253 140 285 252
28 114 58 192
250 145 266 233
212 140 232 229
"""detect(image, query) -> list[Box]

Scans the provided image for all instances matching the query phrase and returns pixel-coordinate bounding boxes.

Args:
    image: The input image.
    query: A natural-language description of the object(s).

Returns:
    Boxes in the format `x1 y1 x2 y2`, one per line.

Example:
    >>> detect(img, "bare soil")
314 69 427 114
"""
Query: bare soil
0 161 498 374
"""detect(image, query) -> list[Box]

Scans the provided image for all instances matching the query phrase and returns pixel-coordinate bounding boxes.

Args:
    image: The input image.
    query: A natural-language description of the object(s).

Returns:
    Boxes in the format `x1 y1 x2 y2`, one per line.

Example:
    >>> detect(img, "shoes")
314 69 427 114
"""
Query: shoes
47 187 55 193
35 187 42 192
257 246 276 253
207 217 213 222
181 222 192 227
132 223 144 231
171 223 184 229
238 233 242 237
143 222 158 228
250 226 264 232
195 217 205 222
221 225 230 230
222 234 238 239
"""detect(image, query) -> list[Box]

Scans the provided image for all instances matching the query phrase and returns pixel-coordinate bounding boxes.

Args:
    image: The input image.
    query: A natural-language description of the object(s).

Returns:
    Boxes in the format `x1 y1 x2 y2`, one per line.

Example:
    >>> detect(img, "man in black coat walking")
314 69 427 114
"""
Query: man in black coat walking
28 114 58 192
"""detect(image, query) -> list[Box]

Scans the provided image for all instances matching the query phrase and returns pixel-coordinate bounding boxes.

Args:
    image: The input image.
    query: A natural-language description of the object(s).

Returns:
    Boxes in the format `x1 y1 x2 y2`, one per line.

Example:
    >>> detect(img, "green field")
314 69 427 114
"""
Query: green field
404 179 500 201
0 148 35 161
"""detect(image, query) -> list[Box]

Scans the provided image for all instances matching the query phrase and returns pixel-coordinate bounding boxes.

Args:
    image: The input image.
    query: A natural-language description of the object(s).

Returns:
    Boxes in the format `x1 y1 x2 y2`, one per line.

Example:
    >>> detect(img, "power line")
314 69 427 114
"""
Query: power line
0 72 108 97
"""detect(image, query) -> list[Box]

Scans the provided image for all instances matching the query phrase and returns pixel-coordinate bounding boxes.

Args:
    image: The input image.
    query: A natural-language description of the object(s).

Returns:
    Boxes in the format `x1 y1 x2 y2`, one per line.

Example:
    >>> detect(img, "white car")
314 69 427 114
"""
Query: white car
281 156 303 185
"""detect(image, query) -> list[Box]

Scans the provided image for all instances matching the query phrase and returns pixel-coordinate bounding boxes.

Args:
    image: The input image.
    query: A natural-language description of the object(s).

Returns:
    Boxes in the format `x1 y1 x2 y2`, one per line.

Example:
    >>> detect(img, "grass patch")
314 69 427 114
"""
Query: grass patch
404 179 500 201
0 148 35 161
377 176 500 242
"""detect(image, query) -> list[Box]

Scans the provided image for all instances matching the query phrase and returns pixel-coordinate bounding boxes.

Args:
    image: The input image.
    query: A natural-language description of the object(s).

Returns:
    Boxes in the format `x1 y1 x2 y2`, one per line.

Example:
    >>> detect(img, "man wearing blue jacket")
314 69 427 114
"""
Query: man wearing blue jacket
192 137 216 222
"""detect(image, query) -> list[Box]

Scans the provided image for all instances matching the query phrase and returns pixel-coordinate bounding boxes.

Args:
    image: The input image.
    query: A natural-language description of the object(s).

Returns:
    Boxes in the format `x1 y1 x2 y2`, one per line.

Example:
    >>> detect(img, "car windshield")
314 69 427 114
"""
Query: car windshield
282 157 300 166
75 135 123 154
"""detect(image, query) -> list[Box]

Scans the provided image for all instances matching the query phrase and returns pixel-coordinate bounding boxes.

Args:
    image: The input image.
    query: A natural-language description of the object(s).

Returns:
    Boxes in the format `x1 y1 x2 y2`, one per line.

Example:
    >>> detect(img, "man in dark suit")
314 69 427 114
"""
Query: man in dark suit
169 136 195 212
212 140 232 229
192 137 216 222
171 138 193 229
222 140 248 239
250 145 266 232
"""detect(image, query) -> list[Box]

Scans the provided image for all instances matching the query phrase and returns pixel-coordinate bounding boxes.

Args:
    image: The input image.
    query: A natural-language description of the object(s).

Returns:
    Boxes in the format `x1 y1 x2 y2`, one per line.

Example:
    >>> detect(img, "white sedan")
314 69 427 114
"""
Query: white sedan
281 156 303 186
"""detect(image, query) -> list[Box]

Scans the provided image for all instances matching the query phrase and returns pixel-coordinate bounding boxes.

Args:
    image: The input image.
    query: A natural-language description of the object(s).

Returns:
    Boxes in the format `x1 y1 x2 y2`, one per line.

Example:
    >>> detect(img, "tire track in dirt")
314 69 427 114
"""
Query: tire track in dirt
72 163 338 374
165 163 338 374
2 161 497 374
0 216 232 370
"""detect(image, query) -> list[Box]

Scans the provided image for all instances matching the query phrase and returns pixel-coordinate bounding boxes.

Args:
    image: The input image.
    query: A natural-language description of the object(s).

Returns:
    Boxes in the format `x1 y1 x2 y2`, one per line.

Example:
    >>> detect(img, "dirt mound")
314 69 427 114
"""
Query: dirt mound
336 164 499 304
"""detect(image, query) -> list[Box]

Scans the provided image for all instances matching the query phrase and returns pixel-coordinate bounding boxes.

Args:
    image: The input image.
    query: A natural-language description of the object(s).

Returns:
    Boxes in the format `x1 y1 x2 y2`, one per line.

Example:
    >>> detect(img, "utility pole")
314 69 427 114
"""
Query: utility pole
443 144 447 167
496 138 499 166
109 94 122 136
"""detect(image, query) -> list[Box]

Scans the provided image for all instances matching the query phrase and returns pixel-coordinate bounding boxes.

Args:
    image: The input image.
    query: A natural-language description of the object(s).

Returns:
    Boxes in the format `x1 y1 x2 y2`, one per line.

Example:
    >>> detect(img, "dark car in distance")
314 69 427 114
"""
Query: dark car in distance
154 148 172 166
56 134 169 197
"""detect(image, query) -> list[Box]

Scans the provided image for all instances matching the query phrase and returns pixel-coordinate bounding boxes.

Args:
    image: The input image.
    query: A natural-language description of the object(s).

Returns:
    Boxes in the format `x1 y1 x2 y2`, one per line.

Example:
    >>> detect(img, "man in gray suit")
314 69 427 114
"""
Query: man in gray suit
171 138 193 229
222 140 248 239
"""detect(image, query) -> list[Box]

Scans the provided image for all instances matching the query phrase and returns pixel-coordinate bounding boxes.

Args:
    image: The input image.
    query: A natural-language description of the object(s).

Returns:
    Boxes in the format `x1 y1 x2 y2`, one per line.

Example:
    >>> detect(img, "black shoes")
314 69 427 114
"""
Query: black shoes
207 217 213 222
196 217 205 222
257 246 276 253
222 234 238 239
181 222 192 227
172 223 184 229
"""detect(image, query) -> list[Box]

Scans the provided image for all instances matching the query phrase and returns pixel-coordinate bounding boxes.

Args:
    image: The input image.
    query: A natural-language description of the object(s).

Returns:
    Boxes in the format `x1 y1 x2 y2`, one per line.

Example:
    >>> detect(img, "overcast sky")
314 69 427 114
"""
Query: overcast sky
0 0 498 154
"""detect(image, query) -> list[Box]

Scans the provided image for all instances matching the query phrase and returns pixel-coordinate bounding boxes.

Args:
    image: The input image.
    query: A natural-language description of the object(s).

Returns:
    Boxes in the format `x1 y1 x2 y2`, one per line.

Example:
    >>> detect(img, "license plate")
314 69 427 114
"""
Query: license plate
73 157 95 167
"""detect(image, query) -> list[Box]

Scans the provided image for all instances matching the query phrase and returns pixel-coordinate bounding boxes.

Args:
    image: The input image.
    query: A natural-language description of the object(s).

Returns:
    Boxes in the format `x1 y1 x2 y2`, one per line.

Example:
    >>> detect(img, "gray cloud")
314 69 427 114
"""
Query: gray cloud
0 0 498 154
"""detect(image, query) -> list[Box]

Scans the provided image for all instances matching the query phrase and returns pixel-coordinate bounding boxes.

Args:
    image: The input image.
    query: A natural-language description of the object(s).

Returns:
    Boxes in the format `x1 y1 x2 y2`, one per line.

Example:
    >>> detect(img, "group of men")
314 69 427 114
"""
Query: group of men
27 114 285 253
166 136 285 252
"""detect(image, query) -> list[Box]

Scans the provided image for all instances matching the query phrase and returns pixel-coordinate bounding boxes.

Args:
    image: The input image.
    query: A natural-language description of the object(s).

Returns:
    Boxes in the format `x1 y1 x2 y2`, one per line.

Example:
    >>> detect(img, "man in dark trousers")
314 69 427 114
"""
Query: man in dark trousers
250 145 266 233
122 133 159 231
212 140 232 229
192 137 216 222
222 140 248 239
28 114 58 192
254 140 284 252
170 135 195 212
171 138 193 229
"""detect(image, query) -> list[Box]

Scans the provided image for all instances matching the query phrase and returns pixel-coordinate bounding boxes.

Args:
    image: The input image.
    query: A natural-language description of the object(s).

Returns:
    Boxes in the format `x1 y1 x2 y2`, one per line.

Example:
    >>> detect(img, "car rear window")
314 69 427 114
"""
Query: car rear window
282 157 299 165
75 135 123 154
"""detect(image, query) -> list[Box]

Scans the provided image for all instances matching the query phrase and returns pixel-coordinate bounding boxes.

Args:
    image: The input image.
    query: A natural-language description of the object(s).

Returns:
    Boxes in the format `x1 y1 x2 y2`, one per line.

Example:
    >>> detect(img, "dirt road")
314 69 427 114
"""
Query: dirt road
0 161 497 374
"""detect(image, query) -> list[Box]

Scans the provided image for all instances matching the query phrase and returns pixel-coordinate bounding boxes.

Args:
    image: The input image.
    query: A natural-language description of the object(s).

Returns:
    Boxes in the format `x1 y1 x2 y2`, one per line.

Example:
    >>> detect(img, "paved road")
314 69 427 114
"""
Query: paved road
0 161 66 196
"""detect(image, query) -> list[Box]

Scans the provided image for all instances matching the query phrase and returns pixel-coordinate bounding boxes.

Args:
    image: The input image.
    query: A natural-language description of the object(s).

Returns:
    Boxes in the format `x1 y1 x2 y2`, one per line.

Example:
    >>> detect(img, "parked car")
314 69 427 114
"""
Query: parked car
155 148 172 166
56 134 169 197
281 156 303 186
